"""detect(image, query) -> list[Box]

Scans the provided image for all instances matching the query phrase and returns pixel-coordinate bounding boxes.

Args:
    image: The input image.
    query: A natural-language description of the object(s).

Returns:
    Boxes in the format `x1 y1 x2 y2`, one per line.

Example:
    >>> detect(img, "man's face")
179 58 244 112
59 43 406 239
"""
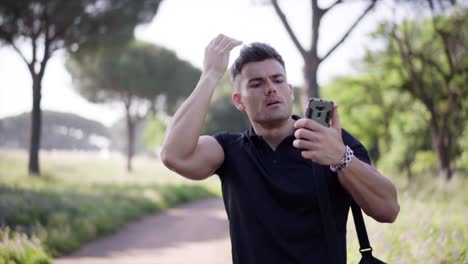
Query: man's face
232 59 294 126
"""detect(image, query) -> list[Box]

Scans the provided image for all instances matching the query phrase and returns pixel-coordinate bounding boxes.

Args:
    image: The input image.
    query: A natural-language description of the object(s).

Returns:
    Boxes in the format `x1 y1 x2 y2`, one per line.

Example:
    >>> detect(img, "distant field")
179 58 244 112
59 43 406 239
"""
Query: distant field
0 149 466 263
0 149 221 185
0 149 220 263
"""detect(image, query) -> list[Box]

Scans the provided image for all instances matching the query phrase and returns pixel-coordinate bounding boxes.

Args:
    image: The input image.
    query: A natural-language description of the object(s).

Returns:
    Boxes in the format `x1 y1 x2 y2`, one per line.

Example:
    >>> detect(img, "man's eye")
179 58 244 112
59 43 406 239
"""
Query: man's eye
274 79 284 83
250 83 261 88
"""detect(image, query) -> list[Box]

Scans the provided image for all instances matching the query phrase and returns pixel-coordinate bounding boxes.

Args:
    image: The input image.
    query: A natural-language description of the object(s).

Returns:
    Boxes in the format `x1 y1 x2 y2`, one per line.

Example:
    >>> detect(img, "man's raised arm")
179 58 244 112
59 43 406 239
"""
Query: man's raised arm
161 34 242 180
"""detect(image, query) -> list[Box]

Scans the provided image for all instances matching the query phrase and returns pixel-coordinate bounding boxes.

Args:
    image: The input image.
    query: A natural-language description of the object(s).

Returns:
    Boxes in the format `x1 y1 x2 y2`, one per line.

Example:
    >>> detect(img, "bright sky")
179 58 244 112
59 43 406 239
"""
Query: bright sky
0 0 394 127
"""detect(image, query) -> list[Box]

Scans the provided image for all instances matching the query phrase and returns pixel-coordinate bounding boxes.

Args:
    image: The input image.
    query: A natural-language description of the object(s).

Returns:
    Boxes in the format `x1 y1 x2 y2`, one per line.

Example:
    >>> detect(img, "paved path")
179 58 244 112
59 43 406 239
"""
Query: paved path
54 198 231 264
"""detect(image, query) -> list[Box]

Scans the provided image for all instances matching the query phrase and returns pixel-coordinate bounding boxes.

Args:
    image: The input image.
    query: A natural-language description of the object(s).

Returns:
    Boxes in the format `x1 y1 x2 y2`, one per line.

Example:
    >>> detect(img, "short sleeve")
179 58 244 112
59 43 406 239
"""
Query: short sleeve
341 129 371 165
211 131 228 176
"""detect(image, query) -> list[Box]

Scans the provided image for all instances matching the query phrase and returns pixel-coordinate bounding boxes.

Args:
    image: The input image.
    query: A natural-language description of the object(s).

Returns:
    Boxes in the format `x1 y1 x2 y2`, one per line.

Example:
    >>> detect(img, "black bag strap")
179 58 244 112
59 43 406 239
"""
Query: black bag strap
351 200 374 257
313 165 340 264
351 201 387 263
317 172 383 263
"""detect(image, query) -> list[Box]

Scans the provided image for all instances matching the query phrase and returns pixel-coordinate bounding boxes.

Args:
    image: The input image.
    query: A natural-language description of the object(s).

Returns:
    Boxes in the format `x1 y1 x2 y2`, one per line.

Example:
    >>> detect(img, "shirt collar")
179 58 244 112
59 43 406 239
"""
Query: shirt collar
245 115 301 138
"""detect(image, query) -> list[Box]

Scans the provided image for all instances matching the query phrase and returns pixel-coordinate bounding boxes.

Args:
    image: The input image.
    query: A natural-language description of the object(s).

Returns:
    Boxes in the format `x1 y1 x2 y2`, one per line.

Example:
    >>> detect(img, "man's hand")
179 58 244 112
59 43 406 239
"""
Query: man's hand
294 105 400 223
203 34 242 80
293 105 345 165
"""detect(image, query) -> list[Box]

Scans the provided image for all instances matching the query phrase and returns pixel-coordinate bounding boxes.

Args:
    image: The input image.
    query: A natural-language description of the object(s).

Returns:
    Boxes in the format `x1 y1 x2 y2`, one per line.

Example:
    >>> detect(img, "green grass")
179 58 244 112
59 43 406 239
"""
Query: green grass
0 150 220 263
346 172 468 264
0 226 50 264
1 150 466 263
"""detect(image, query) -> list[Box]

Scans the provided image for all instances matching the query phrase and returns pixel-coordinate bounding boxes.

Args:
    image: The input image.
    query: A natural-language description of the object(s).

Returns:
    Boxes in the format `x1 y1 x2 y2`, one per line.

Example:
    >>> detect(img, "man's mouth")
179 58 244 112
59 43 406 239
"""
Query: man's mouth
266 100 281 106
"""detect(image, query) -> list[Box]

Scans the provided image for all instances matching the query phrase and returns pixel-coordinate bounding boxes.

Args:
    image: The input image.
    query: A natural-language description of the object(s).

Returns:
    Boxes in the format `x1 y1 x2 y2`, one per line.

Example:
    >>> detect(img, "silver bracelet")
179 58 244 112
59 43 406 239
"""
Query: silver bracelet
330 145 354 173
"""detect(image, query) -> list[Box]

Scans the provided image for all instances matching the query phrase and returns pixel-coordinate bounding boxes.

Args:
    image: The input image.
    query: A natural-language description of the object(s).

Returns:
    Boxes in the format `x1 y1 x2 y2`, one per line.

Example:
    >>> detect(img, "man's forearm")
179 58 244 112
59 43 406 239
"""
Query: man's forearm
162 72 219 159
337 158 400 223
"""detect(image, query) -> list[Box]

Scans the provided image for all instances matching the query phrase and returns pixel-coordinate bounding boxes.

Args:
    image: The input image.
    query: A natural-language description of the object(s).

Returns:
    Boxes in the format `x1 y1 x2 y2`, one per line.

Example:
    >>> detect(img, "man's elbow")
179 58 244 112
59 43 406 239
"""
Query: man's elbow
160 146 208 181
375 201 400 223
160 145 176 171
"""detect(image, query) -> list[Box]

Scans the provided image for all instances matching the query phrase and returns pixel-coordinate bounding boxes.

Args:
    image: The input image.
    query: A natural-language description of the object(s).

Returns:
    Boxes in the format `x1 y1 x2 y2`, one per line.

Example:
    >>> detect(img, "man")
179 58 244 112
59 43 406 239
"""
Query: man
161 34 399 263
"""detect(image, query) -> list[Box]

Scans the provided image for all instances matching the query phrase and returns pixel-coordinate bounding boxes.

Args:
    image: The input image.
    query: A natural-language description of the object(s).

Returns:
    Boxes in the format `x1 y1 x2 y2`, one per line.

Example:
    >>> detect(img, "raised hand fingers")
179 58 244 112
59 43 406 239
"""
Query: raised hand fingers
220 36 242 51
206 34 223 50
203 34 242 78
223 40 242 53
209 34 241 51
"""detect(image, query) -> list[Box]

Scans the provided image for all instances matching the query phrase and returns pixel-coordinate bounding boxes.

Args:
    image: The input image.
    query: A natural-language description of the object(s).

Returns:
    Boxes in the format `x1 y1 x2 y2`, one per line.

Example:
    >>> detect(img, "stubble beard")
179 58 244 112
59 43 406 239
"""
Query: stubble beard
250 105 292 129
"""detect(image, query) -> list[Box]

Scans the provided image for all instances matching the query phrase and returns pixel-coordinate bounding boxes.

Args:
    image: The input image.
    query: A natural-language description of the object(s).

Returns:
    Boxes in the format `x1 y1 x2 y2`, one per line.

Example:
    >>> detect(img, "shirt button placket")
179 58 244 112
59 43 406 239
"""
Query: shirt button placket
272 153 279 167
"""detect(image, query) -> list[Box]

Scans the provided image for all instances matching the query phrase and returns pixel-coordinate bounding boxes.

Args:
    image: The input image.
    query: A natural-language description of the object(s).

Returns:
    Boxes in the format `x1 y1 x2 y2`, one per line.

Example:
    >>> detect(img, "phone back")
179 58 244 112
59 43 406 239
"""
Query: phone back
305 98 334 127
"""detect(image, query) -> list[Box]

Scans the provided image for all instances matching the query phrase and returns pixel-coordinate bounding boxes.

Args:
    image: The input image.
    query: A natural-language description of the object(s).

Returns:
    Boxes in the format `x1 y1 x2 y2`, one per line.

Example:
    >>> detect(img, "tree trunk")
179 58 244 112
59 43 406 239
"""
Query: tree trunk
28 76 42 175
270 0 376 112
430 124 453 181
126 113 135 173
301 58 320 110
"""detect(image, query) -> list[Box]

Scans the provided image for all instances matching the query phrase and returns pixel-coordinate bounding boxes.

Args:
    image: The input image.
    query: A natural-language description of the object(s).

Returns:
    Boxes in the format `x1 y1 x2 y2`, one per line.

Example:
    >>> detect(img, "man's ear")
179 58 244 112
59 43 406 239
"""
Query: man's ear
232 92 245 111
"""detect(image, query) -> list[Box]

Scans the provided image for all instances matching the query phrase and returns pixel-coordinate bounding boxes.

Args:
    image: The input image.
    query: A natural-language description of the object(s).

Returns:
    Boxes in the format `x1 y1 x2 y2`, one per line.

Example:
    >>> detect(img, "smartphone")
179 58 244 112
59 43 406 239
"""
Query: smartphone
305 98 334 127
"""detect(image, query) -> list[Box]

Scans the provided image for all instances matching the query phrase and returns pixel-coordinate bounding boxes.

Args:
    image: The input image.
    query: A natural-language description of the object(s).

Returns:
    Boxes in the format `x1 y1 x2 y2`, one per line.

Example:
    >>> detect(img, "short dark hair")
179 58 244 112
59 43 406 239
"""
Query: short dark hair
229 42 285 81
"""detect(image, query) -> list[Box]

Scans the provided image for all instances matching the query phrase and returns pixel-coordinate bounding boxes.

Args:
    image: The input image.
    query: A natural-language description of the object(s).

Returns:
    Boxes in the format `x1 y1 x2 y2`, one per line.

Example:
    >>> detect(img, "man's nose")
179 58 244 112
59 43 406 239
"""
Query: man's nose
264 80 277 95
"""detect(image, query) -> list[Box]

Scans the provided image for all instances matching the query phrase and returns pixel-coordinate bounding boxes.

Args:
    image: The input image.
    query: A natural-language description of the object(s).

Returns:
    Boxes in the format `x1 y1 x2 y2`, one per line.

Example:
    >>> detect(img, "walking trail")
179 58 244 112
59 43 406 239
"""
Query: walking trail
54 198 231 264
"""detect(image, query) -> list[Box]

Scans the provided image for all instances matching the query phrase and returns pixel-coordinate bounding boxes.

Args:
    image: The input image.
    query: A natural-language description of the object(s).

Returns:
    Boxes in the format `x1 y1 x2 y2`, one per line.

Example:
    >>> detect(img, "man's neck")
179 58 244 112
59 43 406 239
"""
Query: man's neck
252 117 296 151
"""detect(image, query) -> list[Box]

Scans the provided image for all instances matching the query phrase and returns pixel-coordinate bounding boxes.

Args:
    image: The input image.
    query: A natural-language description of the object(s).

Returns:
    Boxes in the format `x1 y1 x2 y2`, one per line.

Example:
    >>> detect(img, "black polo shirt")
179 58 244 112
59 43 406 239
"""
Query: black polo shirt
213 115 371 264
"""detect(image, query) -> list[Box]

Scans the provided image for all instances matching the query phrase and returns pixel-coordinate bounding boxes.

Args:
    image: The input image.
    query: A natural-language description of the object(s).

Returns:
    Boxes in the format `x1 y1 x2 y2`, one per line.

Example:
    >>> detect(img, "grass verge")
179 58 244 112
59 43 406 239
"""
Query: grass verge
0 150 220 263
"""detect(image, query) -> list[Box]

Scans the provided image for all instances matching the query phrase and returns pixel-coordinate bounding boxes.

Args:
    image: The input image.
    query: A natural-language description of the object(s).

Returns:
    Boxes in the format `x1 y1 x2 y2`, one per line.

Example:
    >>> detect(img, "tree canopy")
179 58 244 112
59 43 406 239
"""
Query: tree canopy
323 7 467 181
66 40 201 171
0 0 162 175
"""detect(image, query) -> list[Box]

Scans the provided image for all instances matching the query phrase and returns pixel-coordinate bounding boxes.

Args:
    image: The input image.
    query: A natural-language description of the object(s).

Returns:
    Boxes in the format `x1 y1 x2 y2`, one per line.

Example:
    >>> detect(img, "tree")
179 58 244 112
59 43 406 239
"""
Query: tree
323 74 434 181
66 41 201 172
323 4 467 181
376 6 467 180
265 0 377 105
0 0 161 175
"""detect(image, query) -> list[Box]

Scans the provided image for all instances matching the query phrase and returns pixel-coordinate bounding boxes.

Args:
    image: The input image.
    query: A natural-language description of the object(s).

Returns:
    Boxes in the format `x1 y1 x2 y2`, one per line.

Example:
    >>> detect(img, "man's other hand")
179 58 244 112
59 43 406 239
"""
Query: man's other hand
293 105 345 166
